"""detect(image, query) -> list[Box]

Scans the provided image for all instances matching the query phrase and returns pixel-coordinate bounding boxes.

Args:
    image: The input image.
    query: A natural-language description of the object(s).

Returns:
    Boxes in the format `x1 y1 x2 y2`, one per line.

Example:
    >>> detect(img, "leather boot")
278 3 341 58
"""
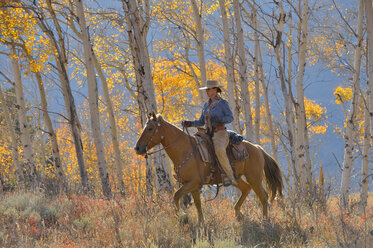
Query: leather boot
222 174 232 186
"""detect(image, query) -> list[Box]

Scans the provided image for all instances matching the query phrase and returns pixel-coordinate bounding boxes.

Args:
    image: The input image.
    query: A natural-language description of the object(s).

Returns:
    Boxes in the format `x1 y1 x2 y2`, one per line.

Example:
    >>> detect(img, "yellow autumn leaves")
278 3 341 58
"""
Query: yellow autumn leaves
0 1 55 75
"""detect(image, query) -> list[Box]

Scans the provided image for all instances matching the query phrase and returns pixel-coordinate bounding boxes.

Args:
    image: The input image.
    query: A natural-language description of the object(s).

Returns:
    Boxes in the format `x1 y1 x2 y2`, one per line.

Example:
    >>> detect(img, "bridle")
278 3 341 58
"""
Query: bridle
141 119 202 183
144 119 183 157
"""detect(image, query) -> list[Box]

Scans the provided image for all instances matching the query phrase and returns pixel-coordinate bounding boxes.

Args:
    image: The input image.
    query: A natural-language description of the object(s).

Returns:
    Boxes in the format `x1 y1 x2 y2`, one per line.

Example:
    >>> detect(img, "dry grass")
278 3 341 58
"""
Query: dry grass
0 191 372 247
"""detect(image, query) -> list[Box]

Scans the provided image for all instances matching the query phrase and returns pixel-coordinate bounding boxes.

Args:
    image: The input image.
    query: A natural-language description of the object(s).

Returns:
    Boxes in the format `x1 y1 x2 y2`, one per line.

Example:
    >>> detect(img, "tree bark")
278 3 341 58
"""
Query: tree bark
218 0 241 133
364 0 373 198
9 43 39 188
274 1 298 189
75 0 112 198
360 102 370 212
123 0 173 194
183 40 205 104
38 0 90 193
340 0 364 209
248 0 278 159
92 53 125 195
251 0 261 144
0 85 23 185
18 42 67 192
233 0 254 141
294 0 312 192
123 0 153 194
190 0 208 103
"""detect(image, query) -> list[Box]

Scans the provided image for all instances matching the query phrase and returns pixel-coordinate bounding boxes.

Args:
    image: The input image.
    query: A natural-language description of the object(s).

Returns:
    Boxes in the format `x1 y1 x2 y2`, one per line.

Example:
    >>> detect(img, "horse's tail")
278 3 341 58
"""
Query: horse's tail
260 147 284 202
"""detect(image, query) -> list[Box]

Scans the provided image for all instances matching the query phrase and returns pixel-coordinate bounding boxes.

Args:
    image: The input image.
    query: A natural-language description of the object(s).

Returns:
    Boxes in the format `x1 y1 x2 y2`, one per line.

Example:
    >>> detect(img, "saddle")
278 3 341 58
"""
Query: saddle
195 130 249 182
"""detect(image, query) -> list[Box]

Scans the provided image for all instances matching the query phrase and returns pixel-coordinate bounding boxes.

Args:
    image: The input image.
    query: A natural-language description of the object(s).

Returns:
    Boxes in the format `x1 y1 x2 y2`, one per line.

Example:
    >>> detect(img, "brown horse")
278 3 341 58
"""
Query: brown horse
135 112 283 224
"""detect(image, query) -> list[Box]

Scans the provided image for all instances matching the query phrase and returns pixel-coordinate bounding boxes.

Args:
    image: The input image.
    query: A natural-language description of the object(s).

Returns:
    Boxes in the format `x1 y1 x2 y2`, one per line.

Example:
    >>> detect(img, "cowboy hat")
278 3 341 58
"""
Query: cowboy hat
199 80 224 90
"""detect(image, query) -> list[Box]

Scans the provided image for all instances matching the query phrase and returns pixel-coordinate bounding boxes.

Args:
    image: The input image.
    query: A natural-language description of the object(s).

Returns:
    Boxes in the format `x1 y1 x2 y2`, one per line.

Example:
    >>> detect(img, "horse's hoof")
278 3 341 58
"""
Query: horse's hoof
180 213 189 225
235 211 244 221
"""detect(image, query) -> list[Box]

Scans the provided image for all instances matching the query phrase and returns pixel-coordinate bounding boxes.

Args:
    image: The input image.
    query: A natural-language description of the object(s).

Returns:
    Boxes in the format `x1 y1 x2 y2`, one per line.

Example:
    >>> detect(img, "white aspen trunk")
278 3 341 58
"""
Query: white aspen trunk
75 0 112 198
274 1 298 188
251 2 261 144
295 0 311 191
37 106 46 177
253 30 261 144
123 0 153 194
364 0 373 193
42 0 89 192
0 85 23 184
233 0 254 141
124 0 173 194
26 49 66 191
184 42 205 104
92 53 125 195
340 0 364 209
9 44 39 188
360 104 370 212
57 60 89 193
218 0 241 133
190 0 208 103
253 4 278 159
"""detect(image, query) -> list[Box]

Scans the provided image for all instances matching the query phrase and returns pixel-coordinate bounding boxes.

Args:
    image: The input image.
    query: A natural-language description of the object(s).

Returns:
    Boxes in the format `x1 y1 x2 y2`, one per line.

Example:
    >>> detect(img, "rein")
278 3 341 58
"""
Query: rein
183 126 205 184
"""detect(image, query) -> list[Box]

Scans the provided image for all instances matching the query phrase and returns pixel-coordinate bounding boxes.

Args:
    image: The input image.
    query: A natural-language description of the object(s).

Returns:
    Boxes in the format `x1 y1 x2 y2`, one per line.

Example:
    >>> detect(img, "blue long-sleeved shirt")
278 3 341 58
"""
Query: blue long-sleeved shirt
191 97 233 128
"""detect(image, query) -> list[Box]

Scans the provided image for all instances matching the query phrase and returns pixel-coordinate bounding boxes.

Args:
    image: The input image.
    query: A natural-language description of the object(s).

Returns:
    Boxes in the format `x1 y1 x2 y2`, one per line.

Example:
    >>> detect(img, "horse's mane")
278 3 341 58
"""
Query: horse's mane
154 114 192 136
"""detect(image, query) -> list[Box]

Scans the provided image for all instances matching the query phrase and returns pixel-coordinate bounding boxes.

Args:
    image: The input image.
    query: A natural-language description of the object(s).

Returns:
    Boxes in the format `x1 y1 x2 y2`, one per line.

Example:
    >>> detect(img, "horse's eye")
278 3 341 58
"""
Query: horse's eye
148 127 153 131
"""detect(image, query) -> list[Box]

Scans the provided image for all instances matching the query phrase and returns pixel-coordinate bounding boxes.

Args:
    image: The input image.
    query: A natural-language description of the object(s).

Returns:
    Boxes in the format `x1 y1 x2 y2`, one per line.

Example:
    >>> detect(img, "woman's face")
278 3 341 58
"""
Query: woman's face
206 88 217 99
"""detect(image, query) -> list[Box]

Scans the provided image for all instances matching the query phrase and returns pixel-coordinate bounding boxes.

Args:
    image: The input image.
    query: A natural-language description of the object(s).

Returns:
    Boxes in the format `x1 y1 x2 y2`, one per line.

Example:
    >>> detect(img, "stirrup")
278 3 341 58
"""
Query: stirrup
223 177 232 187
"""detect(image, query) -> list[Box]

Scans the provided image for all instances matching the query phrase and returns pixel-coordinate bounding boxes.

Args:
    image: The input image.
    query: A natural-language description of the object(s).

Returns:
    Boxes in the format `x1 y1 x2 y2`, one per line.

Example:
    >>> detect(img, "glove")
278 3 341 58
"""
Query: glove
182 120 192 128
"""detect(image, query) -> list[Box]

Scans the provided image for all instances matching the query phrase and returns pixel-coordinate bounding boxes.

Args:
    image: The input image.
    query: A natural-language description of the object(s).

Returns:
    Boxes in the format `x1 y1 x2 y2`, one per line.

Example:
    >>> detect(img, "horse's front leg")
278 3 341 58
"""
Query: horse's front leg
173 181 200 216
191 190 205 227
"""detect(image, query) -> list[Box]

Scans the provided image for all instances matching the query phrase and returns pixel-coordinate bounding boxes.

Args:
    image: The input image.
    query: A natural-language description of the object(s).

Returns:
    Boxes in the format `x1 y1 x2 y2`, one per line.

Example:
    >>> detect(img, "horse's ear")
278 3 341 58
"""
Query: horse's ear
147 112 151 120
151 111 157 121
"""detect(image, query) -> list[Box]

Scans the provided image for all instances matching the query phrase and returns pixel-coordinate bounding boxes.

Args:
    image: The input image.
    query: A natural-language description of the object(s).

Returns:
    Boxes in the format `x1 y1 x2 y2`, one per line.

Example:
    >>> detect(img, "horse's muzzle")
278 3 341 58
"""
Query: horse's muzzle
134 144 146 155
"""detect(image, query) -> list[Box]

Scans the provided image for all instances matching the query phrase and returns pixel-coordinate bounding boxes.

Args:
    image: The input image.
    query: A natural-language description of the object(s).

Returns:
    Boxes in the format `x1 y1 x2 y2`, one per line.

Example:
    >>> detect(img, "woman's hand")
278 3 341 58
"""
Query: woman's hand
182 121 192 127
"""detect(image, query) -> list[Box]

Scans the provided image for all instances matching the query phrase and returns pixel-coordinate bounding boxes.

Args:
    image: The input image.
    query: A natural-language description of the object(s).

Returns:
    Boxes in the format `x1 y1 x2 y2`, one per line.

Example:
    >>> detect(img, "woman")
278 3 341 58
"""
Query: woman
182 80 237 186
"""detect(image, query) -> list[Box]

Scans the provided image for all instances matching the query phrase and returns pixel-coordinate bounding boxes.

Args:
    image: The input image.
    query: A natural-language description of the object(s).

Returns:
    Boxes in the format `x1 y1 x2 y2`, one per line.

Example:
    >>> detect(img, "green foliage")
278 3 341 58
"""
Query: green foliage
0 192 59 223
73 216 93 233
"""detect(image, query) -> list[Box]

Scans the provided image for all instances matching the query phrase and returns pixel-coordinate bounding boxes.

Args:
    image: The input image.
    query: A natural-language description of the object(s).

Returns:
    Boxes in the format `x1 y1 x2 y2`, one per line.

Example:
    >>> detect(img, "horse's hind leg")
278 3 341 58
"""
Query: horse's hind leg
251 182 269 218
233 178 252 220
191 190 204 226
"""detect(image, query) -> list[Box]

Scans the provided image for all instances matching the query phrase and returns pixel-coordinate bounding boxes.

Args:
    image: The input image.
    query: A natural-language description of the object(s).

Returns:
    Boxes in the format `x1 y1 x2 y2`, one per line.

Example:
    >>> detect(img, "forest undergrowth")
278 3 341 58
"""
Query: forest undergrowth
0 190 372 247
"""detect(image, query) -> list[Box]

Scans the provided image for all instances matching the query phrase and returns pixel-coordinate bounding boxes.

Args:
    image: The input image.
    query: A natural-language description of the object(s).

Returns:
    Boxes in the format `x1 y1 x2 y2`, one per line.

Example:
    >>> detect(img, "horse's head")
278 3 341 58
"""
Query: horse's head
134 111 164 155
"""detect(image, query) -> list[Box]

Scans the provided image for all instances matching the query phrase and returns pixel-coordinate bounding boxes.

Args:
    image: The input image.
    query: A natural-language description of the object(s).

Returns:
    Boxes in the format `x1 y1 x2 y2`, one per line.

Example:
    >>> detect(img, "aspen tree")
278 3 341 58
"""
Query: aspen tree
9 43 39 188
340 0 364 209
75 0 112 198
364 0 373 197
273 0 298 190
92 54 125 195
0 85 23 185
190 0 208 103
123 0 172 194
218 0 241 133
17 41 67 192
360 102 370 212
244 0 278 159
295 0 312 192
35 0 90 193
233 0 254 141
